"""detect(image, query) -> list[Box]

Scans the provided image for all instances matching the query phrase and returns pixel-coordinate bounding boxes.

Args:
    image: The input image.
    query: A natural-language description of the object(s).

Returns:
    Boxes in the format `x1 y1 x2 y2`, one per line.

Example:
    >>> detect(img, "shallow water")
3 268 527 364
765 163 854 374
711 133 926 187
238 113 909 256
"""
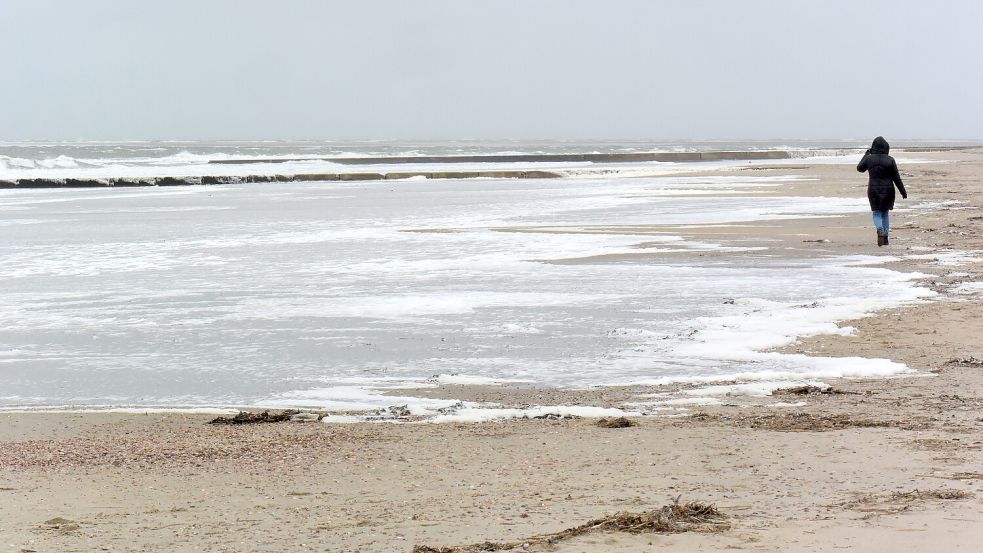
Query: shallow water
0 164 934 411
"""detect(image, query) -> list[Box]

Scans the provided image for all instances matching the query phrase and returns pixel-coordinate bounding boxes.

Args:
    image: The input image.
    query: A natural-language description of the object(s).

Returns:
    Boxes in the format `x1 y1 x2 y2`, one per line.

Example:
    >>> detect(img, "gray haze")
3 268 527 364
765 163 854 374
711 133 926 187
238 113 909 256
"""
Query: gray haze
2 0 981 141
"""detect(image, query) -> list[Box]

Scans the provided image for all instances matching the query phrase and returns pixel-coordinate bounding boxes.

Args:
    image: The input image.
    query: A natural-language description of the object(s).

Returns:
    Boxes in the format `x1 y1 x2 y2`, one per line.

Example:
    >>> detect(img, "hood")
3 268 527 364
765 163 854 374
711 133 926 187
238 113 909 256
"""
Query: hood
870 136 890 154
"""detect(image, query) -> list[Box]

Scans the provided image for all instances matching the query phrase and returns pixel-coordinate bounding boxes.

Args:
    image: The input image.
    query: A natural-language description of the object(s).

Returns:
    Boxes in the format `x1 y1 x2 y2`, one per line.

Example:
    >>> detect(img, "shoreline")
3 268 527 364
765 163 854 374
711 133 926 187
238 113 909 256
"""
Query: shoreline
2 148 982 551
0 146 966 188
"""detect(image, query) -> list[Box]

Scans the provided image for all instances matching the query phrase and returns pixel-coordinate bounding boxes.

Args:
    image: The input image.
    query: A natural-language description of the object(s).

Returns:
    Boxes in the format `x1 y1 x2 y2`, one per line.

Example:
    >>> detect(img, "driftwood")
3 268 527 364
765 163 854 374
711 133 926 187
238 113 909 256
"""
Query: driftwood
412 498 727 553
596 417 637 428
208 410 300 425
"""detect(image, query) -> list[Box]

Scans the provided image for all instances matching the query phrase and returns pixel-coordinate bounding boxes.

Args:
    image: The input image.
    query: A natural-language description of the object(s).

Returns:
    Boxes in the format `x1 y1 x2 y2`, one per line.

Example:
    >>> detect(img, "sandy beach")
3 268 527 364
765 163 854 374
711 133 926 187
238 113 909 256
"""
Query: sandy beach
2 149 982 552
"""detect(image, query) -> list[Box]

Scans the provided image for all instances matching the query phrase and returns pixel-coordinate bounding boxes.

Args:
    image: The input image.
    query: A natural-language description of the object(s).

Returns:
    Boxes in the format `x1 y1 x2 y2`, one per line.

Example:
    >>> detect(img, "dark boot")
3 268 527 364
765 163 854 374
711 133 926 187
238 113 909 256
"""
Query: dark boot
876 230 885 247
883 233 889 246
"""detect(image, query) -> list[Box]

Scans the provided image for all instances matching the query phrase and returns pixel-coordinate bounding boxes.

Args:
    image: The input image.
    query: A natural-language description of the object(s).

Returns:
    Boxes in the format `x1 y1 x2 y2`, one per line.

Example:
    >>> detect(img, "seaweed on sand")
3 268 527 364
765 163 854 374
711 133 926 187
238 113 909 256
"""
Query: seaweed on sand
596 417 636 428
688 412 926 432
529 413 579 420
894 489 971 500
773 385 859 396
945 356 983 367
208 410 300 425
411 498 727 553
839 488 972 519
924 472 983 481
42 517 81 534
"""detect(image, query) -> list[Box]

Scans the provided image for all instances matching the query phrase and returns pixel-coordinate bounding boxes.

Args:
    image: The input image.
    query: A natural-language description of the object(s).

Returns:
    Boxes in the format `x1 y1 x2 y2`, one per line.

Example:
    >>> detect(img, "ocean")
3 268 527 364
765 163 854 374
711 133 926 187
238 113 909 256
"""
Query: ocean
0 141 945 416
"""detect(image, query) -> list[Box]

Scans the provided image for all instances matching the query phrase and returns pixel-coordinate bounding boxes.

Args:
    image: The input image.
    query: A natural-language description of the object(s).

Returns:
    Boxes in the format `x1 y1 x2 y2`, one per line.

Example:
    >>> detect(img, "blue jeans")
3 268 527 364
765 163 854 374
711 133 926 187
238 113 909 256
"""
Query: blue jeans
872 210 890 235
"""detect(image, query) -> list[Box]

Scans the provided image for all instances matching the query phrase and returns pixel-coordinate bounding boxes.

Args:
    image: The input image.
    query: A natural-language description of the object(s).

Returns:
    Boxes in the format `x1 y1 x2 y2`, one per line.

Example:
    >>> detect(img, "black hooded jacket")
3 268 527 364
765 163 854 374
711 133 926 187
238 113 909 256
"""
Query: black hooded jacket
857 136 907 211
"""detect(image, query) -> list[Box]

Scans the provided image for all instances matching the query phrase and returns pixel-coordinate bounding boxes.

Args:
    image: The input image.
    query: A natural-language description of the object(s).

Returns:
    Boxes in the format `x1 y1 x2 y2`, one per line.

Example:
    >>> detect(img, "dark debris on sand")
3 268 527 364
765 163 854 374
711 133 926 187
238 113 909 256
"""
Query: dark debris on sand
773 385 865 396
529 413 579 421
208 410 301 425
596 417 637 428
945 356 983 367
42 517 80 534
412 498 727 552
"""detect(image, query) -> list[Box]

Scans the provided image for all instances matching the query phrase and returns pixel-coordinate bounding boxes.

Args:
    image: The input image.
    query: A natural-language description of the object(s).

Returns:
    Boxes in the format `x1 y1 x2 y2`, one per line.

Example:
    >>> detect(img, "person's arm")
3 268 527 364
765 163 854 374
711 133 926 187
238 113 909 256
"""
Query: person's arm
857 149 870 172
892 159 907 199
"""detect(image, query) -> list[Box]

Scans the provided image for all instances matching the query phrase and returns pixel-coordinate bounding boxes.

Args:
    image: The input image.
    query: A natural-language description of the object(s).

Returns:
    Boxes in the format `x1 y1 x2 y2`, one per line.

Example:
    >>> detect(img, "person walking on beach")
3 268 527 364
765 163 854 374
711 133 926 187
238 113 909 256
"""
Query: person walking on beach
857 136 907 246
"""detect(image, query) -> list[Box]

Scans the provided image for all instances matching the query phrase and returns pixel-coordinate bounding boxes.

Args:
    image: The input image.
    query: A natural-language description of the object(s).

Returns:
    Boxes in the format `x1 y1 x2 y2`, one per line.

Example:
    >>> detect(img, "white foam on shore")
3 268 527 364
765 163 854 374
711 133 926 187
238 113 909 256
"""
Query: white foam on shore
645 397 724 407
427 374 536 385
623 359 913 389
423 405 640 424
255 387 459 414
629 380 831 409
680 381 831 397
631 380 830 403
607 267 932 390
951 281 983 294
253 385 643 423
907 250 981 267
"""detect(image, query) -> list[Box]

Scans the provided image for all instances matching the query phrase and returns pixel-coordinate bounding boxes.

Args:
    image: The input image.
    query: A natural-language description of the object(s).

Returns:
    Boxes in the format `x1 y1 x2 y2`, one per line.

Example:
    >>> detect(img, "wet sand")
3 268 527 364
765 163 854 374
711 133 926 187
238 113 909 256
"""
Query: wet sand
2 149 982 552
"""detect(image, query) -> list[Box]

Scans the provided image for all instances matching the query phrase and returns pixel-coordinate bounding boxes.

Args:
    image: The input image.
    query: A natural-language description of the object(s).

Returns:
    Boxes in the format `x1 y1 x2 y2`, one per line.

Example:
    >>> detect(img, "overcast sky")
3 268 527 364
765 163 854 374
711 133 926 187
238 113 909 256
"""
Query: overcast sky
2 0 981 141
